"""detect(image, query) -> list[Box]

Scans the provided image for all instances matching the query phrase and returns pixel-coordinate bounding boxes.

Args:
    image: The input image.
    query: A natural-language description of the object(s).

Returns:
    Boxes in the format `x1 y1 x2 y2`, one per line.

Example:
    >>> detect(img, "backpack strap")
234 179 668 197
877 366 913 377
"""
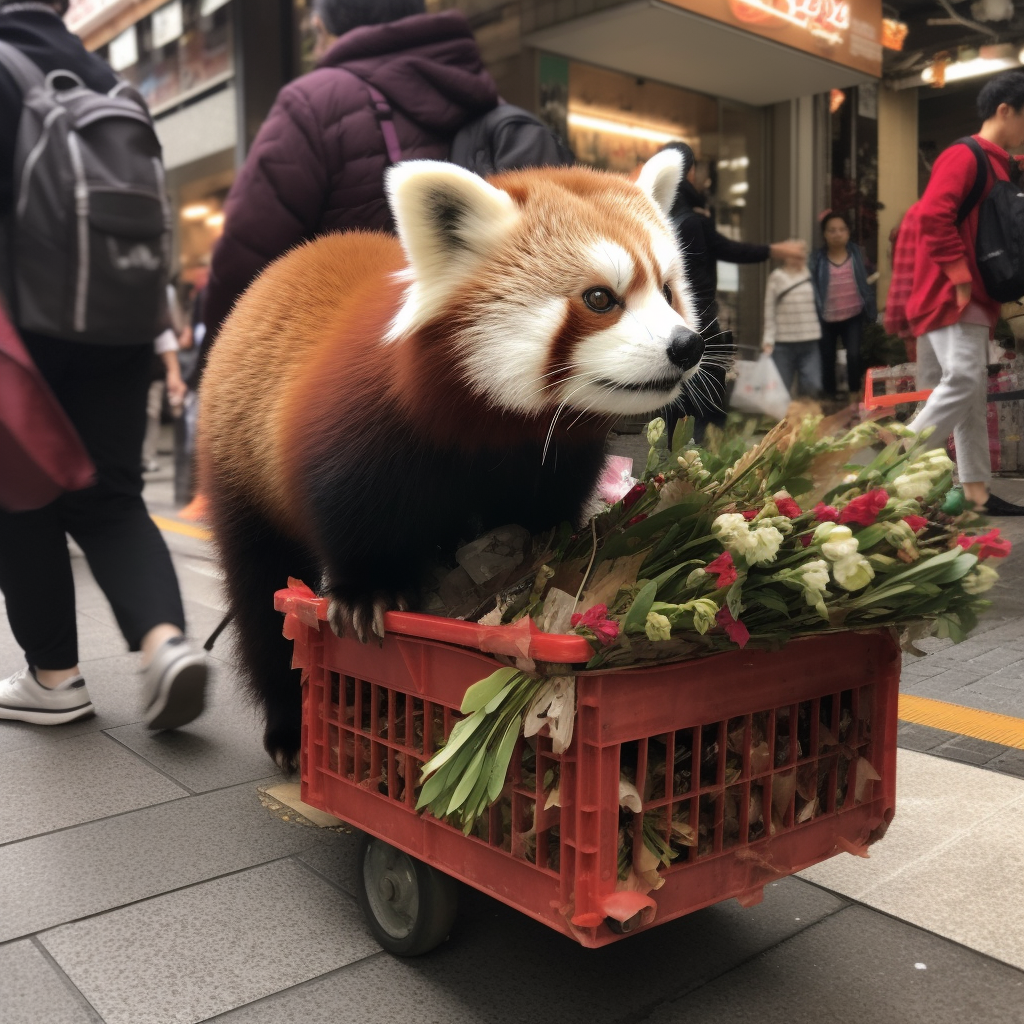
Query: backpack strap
0 38 45 94
363 81 403 166
955 136 990 227
774 277 812 306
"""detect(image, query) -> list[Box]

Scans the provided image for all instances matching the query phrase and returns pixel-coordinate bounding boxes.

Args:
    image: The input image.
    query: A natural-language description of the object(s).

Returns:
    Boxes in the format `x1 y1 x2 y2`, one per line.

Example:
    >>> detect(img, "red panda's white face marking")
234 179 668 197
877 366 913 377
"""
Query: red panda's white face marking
384 150 704 419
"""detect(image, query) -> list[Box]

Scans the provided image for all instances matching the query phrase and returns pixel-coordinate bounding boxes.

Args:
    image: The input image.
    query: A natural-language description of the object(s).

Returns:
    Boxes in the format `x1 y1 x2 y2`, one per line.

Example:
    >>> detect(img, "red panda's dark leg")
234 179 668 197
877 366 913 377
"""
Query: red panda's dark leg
207 492 318 770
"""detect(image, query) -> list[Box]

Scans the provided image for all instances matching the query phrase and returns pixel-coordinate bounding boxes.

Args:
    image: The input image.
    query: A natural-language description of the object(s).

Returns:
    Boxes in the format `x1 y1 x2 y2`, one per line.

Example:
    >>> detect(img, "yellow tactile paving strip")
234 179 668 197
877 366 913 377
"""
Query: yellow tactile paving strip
151 514 211 542
149 513 1024 751
899 694 1024 750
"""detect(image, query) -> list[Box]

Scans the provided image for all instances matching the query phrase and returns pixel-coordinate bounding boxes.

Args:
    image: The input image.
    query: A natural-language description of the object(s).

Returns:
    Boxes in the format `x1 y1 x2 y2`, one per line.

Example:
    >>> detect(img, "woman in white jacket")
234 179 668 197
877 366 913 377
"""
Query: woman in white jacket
762 253 823 398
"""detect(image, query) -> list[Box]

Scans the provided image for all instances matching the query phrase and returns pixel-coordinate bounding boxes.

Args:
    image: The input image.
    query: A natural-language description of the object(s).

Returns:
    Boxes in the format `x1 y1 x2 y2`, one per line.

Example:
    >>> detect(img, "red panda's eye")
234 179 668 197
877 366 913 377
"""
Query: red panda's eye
663 284 673 305
583 288 617 313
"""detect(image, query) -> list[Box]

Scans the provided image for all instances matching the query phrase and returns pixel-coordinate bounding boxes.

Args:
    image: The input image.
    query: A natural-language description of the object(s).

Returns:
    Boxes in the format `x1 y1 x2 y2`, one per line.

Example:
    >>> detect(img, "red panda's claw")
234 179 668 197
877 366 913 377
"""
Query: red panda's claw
372 599 387 642
327 598 349 639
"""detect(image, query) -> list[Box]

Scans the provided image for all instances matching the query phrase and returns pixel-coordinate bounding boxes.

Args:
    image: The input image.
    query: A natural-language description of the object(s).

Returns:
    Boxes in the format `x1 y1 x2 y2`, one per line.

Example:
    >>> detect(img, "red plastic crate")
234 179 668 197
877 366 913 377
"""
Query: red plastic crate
278 584 899 948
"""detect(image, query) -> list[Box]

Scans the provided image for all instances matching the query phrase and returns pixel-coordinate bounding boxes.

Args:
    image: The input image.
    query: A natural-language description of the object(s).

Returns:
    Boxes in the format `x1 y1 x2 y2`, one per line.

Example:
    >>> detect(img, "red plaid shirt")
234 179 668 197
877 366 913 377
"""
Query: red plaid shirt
884 203 921 339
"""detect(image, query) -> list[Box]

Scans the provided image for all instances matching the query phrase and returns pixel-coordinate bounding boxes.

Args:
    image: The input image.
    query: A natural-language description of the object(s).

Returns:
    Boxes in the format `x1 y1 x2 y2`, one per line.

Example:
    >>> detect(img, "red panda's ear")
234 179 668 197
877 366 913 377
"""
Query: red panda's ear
385 161 520 337
636 149 683 219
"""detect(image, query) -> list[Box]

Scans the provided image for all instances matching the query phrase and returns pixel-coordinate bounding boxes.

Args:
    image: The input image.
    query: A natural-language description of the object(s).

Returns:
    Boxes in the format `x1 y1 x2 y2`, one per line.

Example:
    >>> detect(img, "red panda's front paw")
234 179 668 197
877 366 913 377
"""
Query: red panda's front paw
328 593 412 643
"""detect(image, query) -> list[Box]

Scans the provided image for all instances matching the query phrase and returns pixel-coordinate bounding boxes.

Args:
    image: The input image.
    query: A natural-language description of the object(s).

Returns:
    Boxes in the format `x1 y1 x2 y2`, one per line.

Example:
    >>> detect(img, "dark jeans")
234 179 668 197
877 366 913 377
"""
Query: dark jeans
819 315 864 398
665 319 731 444
0 335 185 669
771 341 823 398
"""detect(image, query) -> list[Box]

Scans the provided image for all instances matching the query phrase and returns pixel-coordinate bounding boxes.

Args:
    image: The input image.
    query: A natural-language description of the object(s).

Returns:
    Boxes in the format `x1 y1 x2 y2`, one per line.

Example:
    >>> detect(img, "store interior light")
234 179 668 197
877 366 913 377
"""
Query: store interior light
566 112 683 145
205 212 225 229
181 203 211 221
922 55 1019 83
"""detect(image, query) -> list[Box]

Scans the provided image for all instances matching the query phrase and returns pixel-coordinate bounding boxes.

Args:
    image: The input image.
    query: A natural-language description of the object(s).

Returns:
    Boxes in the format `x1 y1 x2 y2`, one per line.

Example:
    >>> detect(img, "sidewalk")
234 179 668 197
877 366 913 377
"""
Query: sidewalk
1 446 1023 1024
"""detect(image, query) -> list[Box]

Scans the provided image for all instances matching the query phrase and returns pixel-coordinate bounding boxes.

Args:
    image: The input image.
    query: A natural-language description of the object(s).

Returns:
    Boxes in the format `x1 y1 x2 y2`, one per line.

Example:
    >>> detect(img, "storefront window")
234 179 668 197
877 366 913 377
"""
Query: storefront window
98 0 234 114
829 84 879 269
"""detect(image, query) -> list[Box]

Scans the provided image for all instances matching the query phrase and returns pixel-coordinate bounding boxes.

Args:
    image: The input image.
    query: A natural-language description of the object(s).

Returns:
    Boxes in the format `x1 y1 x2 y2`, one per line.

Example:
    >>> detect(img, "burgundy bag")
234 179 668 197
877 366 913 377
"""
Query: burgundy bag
0 305 95 511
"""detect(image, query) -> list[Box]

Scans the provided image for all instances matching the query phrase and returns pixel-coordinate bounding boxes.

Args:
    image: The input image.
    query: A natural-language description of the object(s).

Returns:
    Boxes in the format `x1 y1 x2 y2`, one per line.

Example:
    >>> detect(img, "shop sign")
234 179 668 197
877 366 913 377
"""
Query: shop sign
66 0 134 35
107 23 138 70
662 0 882 76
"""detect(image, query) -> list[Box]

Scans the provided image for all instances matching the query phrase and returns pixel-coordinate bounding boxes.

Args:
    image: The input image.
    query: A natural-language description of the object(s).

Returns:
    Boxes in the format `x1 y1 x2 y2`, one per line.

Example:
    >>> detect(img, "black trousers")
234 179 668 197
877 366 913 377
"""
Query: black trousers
819 315 864 398
665 319 731 444
0 336 185 669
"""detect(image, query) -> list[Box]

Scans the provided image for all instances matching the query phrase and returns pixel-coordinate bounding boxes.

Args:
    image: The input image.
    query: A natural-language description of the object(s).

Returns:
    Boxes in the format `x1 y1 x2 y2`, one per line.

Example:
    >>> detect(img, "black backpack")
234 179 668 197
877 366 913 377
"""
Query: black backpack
956 136 1024 303
360 74 574 176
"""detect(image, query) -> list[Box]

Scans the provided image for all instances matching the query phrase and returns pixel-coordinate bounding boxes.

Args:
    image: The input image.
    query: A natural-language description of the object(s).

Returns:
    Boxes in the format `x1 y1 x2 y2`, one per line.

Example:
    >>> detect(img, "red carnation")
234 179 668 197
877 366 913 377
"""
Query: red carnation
775 496 802 518
570 603 620 645
716 606 749 648
814 503 839 522
956 528 1012 560
742 509 759 521
622 483 647 511
839 489 890 526
903 515 928 533
705 551 738 589
800 534 812 548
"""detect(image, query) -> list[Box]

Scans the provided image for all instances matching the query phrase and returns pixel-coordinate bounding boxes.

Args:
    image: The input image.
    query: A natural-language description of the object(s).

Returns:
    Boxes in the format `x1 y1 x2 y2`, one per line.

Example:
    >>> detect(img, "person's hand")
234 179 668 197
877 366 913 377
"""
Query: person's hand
955 282 971 310
166 372 187 411
762 342 774 354
769 239 808 262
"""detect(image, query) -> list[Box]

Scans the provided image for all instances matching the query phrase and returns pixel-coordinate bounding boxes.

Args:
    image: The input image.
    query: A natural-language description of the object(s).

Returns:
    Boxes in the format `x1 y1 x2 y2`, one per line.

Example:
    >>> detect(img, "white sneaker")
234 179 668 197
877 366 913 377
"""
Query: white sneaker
0 667 95 725
142 636 208 731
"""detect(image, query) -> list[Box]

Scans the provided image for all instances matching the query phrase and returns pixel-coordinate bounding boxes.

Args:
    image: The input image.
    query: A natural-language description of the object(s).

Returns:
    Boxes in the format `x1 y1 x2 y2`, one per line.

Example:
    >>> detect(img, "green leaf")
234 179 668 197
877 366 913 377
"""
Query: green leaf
749 590 791 614
930 552 977 584
623 579 658 633
487 715 522 803
419 710 486 778
853 523 890 550
726 580 744 619
672 417 694 451
447 743 490 816
460 667 520 714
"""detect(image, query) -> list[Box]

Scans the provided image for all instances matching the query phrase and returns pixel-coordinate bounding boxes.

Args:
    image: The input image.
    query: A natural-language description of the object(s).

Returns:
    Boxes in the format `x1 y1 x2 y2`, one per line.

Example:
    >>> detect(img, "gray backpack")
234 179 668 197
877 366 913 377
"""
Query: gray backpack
0 41 170 345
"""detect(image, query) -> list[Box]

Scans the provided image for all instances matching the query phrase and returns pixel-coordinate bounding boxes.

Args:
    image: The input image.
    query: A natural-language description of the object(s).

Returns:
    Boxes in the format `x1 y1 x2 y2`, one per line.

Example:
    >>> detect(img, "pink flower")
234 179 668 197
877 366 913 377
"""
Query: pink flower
903 515 928 533
956 529 1012 560
775 496 802 518
716 606 750 648
705 551 738 589
814 503 839 522
570 604 621 645
800 534 812 548
622 483 647 512
839 489 890 526
741 509 759 521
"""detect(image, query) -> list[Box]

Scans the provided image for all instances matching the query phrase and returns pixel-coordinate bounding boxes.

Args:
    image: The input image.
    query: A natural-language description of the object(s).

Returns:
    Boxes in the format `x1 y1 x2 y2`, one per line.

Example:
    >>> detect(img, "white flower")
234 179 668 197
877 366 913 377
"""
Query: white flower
749 525 783 565
686 598 720 635
524 675 576 754
645 611 672 641
798 559 830 596
821 525 859 561
712 513 757 558
893 471 933 499
832 554 875 591
646 417 666 446
813 521 837 543
963 564 999 594
685 567 707 588
843 473 859 485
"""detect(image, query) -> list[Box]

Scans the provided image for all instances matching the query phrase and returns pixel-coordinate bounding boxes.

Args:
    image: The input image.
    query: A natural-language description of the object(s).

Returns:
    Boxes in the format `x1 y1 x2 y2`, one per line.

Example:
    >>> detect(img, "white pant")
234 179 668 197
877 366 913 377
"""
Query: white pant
908 321 990 484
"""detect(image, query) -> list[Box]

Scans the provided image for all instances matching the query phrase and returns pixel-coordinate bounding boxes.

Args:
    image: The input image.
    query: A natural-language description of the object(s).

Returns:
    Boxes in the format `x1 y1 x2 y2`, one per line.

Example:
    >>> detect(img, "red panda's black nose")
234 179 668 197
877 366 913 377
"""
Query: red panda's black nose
667 328 704 371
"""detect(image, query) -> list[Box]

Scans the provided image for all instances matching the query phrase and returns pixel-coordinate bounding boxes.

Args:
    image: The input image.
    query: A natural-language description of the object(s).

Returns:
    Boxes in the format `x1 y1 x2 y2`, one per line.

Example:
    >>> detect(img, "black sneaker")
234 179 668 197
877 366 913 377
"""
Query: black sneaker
983 493 1024 517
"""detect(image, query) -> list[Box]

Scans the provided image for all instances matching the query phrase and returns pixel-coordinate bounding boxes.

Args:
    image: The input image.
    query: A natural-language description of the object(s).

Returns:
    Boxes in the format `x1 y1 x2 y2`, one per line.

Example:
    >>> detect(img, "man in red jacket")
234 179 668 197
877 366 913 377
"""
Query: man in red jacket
899 71 1024 514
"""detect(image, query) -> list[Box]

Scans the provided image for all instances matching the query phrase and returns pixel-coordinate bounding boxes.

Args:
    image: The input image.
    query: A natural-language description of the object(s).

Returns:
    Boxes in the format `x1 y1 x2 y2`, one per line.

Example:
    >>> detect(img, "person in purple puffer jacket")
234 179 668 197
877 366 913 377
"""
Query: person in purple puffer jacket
199 0 499 374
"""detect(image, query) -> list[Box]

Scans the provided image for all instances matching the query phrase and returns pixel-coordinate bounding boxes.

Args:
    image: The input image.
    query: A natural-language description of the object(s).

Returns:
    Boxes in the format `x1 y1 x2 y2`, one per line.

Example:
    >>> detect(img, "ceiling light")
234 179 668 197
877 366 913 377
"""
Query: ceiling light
181 203 211 221
205 212 225 229
567 112 683 145
921 55 1019 83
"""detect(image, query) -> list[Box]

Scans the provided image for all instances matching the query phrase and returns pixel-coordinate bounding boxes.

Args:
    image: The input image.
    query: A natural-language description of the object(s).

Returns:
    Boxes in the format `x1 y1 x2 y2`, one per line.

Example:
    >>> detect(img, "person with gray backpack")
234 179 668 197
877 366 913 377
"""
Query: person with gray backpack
0 0 209 729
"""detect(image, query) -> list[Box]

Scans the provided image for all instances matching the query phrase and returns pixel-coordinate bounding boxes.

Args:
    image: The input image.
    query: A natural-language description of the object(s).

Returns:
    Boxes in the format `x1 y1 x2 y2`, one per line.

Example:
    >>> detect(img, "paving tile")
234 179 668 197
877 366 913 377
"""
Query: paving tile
848 795 1024 971
800 748 1024 899
0 780 323 942
0 731 186 845
295 829 362 898
41 859 380 1024
106 699 282 792
644 905 1024 1024
931 734 1009 766
988 747 1024 779
211 877 843 1024
896 722 958 752
964 647 1024 671
0 940 100 1024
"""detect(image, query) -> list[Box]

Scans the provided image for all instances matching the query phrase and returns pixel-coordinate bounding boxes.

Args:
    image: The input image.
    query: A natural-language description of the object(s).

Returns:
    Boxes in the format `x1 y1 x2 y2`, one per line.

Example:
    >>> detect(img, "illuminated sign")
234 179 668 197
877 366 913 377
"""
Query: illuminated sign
663 0 881 76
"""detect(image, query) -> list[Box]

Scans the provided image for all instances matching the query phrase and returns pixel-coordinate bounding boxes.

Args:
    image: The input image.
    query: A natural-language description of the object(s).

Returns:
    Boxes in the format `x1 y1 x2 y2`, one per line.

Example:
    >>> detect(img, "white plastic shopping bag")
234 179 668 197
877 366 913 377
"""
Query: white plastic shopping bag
730 354 790 421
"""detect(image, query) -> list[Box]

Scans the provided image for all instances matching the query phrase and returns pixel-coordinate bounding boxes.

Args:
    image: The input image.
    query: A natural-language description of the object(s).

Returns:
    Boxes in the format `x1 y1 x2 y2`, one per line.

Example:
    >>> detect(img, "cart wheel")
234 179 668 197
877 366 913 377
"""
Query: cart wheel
606 911 644 935
356 835 459 956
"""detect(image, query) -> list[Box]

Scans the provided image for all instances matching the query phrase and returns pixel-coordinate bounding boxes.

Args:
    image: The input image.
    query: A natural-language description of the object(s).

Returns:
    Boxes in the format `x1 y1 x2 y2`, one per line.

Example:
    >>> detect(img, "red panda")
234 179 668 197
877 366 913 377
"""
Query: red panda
198 149 704 768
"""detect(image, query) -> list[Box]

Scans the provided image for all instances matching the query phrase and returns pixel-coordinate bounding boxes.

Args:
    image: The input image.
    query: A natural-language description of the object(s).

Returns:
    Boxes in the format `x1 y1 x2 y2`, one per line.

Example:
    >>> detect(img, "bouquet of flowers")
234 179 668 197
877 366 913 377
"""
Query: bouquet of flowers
417 414 1010 836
